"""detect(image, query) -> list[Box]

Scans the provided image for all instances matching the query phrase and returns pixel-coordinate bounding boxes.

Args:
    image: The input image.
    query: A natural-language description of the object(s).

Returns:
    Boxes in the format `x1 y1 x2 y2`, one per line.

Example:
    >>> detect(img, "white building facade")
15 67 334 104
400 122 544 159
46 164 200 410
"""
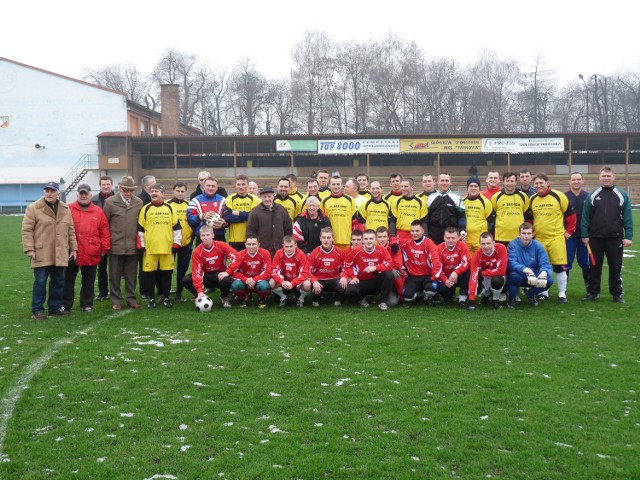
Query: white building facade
0 57 128 208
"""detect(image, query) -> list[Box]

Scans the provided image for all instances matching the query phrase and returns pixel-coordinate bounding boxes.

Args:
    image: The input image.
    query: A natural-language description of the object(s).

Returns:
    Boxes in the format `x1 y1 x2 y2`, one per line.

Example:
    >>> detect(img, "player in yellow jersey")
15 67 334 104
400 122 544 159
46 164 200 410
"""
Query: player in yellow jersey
274 177 299 221
286 174 305 203
321 177 357 249
462 177 494 255
529 173 576 304
492 172 530 245
390 178 427 243
166 182 194 302
383 172 403 212
137 184 182 308
223 174 261 251
358 181 391 232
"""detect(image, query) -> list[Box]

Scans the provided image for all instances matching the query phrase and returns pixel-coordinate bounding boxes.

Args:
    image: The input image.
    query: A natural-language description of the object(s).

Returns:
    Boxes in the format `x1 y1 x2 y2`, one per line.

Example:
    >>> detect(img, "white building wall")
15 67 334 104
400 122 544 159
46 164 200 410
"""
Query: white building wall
0 59 128 182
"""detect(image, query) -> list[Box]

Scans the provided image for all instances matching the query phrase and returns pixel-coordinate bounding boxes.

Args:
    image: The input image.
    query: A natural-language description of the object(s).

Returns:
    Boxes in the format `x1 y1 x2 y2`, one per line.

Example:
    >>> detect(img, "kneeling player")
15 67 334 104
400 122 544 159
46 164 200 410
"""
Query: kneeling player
270 236 311 307
343 229 394 311
183 226 237 308
467 231 508 310
506 223 554 308
227 235 272 308
436 227 471 308
376 226 405 306
304 227 347 306
400 221 442 307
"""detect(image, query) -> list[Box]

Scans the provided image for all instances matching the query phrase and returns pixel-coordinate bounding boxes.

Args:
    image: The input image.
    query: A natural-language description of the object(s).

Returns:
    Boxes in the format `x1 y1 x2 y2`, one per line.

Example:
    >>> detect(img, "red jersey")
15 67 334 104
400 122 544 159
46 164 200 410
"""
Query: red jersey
308 245 345 282
481 186 501 200
436 241 471 282
380 242 403 270
400 236 442 279
191 241 238 294
343 245 392 281
468 243 508 301
271 248 310 286
227 247 272 282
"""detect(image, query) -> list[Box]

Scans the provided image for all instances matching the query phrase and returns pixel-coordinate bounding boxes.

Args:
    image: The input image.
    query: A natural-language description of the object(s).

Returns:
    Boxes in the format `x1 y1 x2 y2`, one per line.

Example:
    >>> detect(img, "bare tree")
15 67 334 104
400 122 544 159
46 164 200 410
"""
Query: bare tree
152 49 206 127
291 31 335 134
81 63 150 104
229 58 269 135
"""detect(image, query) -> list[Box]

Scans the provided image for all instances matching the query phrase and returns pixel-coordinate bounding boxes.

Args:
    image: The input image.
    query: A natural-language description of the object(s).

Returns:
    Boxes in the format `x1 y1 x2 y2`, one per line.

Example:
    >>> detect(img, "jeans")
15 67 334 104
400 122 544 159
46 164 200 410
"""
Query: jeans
32 266 65 314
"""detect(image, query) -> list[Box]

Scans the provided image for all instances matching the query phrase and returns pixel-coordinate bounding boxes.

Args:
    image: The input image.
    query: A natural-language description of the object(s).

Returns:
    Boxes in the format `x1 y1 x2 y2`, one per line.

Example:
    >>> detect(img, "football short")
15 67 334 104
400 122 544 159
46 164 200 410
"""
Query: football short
142 253 175 272
538 235 567 265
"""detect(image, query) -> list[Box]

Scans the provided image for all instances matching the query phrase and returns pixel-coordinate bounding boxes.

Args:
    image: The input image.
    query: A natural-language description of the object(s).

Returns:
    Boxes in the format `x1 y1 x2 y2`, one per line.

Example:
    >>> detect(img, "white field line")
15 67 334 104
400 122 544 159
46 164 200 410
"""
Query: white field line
0 310 131 460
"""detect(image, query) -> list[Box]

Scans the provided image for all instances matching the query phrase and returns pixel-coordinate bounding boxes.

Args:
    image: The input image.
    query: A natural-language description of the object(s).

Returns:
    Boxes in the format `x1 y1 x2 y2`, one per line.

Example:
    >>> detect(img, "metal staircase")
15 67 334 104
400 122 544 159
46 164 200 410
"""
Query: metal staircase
63 154 99 193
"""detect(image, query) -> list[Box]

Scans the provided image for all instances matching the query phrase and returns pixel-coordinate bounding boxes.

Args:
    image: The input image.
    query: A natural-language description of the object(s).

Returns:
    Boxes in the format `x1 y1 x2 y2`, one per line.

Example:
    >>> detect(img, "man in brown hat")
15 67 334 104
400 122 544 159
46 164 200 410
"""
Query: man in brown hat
22 181 78 319
103 176 143 310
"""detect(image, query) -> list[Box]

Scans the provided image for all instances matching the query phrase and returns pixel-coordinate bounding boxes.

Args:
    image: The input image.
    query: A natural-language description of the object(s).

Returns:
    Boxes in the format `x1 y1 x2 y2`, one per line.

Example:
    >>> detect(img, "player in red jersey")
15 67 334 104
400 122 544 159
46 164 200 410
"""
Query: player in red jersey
303 227 347 307
343 229 394 311
375 226 405 306
436 227 471 308
467 231 508 310
400 221 442 307
270 236 311 307
183 226 237 308
227 235 272 308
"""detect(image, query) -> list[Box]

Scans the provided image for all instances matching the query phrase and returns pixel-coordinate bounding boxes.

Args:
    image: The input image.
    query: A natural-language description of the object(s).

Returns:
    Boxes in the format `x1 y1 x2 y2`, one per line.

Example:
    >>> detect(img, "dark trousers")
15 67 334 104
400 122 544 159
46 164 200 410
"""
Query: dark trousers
437 270 470 301
174 246 192 295
182 272 232 298
110 254 138 306
404 274 438 301
63 263 97 310
229 242 246 252
142 270 173 300
427 225 446 245
566 237 590 285
346 271 394 303
97 253 109 297
312 278 345 302
587 237 624 296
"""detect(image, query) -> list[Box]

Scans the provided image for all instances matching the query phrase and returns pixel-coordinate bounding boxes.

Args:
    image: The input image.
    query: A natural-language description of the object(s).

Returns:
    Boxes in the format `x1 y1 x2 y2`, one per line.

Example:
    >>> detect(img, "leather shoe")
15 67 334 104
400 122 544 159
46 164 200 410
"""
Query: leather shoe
613 296 625 304
112 304 122 311
581 294 599 302
128 303 141 309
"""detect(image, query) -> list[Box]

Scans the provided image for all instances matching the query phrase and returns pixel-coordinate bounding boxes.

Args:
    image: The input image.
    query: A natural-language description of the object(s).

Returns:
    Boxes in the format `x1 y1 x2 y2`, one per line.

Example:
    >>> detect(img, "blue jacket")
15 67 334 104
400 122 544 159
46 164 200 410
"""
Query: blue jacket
507 237 552 278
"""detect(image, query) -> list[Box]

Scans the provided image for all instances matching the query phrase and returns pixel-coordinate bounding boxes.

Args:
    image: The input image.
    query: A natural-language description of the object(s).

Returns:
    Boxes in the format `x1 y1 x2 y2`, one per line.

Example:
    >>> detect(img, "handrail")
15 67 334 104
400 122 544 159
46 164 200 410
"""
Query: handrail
62 154 99 192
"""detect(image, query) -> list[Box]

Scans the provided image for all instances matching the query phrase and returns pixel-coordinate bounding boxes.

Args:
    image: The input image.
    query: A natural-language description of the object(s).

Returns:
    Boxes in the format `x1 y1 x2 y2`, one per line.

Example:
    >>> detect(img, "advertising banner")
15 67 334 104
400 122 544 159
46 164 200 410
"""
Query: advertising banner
482 138 565 153
276 139 317 152
317 138 400 154
400 138 482 153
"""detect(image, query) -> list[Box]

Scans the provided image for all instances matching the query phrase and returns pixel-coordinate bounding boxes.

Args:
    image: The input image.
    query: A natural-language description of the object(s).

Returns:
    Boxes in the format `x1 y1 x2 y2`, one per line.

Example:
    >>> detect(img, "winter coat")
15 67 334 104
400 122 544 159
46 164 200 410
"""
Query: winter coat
246 203 293 256
22 198 78 268
103 194 143 255
69 201 111 266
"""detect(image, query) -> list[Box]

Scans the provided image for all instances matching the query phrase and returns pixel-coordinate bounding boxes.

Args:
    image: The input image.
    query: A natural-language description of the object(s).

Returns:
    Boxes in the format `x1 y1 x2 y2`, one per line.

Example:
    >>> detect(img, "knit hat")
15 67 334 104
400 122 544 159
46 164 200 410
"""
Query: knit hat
467 177 481 187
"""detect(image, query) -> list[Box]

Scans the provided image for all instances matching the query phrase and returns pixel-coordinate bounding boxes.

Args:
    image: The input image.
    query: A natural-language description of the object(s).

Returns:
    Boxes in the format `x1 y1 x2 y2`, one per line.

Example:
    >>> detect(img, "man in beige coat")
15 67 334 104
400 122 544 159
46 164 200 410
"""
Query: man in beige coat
103 176 143 310
22 181 78 319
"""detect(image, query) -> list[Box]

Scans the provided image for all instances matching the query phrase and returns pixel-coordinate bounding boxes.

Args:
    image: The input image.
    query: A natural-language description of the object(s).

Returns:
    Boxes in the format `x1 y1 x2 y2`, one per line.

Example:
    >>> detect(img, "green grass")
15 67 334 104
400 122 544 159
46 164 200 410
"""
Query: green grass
1 214 638 479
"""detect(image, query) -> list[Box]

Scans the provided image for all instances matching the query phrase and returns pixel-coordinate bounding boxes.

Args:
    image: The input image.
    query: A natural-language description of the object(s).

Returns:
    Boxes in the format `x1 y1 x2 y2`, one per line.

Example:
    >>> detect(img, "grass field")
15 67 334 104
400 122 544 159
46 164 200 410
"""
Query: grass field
0 214 638 479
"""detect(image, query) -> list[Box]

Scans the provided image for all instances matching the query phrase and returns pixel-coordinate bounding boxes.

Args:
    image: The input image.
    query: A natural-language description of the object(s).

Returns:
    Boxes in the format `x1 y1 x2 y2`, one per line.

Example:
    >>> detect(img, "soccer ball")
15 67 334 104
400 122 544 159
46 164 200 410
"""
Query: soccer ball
195 295 213 312
206 213 221 228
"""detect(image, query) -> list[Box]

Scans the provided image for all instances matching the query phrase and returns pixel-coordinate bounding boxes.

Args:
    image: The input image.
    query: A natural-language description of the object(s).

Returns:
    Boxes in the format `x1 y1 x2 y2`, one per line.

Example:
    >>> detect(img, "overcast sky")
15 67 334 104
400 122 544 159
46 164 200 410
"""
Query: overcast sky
4 0 639 86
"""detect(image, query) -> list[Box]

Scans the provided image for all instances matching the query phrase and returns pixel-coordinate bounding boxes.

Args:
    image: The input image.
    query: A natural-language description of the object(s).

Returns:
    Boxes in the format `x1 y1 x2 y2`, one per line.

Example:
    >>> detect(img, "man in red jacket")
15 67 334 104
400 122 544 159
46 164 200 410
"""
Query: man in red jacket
343 229 394 311
184 226 237 308
62 184 111 312
270 236 311 307
467 231 508 310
